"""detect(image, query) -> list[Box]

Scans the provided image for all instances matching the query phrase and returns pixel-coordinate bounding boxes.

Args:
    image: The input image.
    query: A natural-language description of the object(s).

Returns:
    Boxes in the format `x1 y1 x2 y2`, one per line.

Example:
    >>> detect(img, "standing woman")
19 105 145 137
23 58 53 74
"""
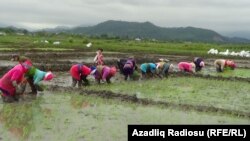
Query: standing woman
93 48 104 65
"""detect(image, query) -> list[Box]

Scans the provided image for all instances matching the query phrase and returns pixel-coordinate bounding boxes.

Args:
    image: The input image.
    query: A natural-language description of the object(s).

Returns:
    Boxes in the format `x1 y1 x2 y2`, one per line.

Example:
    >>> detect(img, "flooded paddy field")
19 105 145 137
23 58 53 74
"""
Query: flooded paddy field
0 50 249 140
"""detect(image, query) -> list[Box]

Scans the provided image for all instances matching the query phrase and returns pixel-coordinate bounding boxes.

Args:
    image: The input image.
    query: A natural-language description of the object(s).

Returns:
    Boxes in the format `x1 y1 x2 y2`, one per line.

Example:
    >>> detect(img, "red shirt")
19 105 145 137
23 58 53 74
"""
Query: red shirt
70 64 91 80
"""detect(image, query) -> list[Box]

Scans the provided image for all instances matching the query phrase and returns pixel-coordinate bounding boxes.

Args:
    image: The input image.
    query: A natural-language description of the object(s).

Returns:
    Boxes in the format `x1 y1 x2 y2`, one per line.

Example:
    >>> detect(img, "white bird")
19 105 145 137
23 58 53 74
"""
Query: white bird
230 51 238 56
208 48 250 57
53 41 60 45
86 42 92 48
207 48 218 54
245 51 250 57
207 48 214 54
213 49 218 54
219 49 230 56
239 50 246 57
44 40 49 43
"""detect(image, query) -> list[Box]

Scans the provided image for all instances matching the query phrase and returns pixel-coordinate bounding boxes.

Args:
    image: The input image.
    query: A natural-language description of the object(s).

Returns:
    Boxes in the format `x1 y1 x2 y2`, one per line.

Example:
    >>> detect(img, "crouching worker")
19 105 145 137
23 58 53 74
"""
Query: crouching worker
156 61 174 78
94 65 116 84
123 59 136 80
140 63 157 79
214 59 236 72
193 57 205 72
70 64 94 87
0 62 30 102
117 57 137 74
24 66 54 94
121 58 137 80
117 58 127 74
178 62 196 73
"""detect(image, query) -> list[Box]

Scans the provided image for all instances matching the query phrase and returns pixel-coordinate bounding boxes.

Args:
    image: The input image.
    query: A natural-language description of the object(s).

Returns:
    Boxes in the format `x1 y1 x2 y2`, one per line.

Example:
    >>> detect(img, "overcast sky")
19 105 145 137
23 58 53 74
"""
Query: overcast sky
1 0 250 37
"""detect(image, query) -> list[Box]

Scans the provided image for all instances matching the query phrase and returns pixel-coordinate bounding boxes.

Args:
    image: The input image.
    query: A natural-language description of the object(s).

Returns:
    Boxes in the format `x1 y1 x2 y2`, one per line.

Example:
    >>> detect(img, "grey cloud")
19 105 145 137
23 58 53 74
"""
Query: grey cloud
0 0 250 35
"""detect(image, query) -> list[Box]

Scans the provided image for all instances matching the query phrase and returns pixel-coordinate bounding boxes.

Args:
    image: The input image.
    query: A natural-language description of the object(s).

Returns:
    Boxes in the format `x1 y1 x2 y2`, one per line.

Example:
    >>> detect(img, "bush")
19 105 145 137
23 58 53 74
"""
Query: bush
69 38 74 43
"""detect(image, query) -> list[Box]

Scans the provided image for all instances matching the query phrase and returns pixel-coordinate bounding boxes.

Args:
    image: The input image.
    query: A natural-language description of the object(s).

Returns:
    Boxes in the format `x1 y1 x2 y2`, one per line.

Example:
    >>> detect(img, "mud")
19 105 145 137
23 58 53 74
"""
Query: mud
46 85 250 119
1 63 250 79
1 51 250 71
32 69 250 91
0 51 130 61
1 50 250 78
0 51 249 117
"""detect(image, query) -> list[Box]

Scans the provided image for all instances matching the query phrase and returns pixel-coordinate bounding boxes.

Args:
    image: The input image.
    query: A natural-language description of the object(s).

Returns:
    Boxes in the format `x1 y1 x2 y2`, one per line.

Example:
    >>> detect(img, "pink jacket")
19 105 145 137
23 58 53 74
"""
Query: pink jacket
0 64 26 96
178 62 194 72
95 66 110 80
70 64 91 80
94 66 116 80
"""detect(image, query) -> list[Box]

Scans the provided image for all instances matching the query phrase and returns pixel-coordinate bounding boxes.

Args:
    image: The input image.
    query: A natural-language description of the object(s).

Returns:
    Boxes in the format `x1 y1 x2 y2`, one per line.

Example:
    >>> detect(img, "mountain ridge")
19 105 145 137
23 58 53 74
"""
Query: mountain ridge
1 20 250 43
44 20 249 43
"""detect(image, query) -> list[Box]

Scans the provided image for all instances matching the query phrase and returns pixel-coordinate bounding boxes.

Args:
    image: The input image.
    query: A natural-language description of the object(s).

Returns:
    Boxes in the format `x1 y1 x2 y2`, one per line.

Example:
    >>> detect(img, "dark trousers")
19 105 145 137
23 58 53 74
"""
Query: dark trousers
27 77 37 94
72 76 89 87
117 59 127 74
216 65 223 72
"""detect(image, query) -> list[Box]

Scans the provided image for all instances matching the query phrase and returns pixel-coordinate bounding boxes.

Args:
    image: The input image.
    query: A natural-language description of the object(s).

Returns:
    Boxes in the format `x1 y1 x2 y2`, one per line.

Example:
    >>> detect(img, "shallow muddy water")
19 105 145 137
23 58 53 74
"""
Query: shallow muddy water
0 52 250 141
0 60 18 67
0 91 249 141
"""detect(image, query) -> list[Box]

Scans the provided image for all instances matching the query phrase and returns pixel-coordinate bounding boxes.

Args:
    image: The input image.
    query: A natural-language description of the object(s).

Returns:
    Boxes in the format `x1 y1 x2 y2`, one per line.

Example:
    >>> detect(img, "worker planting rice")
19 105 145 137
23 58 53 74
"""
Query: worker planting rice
214 59 236 72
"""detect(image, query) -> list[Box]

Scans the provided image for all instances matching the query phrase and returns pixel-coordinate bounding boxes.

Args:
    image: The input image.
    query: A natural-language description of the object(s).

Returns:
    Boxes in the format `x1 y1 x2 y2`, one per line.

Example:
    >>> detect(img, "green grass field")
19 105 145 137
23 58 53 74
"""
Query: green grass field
1 34 250 58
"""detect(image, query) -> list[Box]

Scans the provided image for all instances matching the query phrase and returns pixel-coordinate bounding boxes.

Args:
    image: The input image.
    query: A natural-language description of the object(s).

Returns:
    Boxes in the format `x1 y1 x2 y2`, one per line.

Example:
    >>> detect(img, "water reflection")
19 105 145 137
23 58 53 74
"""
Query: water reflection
0 97 43 140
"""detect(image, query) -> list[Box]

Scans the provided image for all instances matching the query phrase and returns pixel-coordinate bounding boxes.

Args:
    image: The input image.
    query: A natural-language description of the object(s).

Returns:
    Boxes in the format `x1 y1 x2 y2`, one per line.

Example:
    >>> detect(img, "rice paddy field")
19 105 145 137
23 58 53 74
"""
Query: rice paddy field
0 34 249 141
